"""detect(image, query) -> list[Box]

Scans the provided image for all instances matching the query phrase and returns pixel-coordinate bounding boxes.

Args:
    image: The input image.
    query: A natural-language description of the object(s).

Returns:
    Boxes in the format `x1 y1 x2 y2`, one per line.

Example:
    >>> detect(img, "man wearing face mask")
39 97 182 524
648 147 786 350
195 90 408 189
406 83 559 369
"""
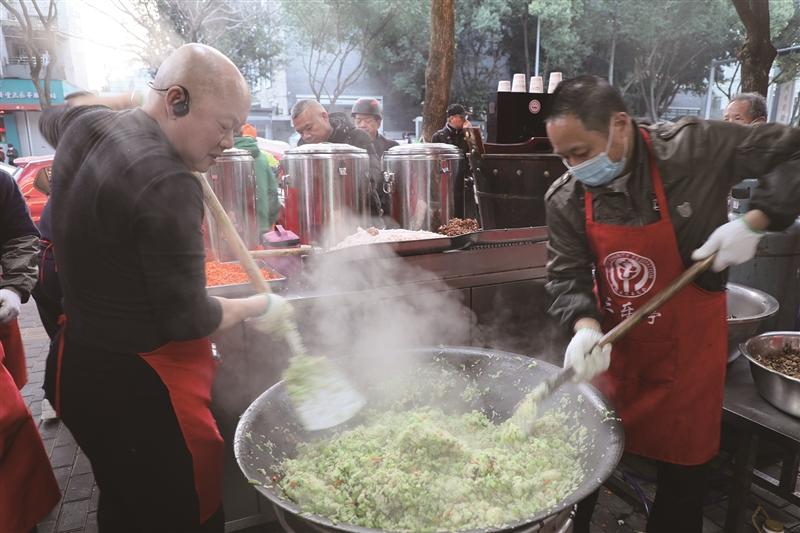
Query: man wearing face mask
544 76 800 533
723 92 768 125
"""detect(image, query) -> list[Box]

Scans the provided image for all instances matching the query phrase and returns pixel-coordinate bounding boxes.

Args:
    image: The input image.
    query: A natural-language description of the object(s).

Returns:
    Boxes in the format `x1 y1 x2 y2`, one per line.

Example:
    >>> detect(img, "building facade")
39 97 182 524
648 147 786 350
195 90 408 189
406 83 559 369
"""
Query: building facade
0 1 87 157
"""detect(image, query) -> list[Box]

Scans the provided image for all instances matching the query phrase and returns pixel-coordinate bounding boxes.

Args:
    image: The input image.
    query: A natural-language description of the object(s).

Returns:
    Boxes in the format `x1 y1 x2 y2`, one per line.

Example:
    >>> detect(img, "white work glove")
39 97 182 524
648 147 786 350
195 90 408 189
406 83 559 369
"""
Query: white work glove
249 294 294 335
691 218 763 272
0 288 21 324
564 328 611 382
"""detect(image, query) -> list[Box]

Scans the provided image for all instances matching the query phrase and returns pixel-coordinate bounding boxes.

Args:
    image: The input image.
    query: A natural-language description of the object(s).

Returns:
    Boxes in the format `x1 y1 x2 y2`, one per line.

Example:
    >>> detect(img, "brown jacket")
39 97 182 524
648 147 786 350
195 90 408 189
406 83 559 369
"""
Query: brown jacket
545 117 800 329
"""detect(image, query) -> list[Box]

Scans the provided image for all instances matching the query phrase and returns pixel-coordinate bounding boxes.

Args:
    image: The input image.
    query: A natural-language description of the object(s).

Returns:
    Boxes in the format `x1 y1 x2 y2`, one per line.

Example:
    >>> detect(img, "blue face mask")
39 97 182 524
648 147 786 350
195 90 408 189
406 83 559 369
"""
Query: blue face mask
563 121 627 187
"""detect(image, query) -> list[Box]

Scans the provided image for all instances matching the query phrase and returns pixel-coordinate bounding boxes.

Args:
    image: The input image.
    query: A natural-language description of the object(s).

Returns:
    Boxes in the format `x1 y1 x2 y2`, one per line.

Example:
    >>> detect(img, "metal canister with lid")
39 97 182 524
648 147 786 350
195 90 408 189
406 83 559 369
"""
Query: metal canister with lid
382 143 464 232
205 148 258 262
281 143 371 248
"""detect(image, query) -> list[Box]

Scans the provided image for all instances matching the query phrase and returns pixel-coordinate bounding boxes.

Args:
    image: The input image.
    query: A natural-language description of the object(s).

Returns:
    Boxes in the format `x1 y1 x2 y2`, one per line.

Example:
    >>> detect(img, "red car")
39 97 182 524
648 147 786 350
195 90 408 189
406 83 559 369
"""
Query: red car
6 155 54 225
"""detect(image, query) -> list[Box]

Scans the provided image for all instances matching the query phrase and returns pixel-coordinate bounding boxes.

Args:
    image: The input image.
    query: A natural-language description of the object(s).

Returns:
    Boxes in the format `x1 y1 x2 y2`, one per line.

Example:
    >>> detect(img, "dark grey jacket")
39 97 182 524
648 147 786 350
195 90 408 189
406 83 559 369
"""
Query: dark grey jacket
0 171 39 300
545 118 800 330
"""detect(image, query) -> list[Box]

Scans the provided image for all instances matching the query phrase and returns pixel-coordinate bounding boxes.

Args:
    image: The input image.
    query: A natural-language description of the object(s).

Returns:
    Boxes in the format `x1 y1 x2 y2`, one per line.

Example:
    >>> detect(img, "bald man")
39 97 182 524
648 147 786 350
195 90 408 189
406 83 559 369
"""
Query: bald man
291 99 389 217
39 44 288 532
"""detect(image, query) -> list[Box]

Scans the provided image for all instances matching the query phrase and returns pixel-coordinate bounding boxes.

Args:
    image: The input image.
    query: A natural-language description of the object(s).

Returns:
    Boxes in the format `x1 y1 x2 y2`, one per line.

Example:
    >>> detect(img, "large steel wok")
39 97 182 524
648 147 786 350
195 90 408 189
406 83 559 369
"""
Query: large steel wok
234 346 624 532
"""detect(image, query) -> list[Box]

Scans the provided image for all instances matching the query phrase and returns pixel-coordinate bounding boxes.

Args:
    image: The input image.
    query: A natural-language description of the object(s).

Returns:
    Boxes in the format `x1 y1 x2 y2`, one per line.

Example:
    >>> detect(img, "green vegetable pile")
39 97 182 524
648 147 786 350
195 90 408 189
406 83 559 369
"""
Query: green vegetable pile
278 406 585 531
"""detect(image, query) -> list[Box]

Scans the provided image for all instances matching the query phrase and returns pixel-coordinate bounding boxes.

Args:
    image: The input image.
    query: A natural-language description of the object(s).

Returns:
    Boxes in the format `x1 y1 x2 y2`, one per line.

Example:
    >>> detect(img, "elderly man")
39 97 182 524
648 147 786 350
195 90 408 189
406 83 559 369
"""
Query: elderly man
291 99 387 216
40 44 290 532
351 97 398 157
545 75 800 533
723 92 768 125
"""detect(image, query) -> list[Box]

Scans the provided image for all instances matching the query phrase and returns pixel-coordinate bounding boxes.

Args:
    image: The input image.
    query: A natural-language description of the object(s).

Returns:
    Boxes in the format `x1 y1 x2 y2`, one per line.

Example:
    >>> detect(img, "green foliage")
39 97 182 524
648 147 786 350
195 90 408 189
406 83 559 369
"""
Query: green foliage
120 0 283 90
280 0 397 104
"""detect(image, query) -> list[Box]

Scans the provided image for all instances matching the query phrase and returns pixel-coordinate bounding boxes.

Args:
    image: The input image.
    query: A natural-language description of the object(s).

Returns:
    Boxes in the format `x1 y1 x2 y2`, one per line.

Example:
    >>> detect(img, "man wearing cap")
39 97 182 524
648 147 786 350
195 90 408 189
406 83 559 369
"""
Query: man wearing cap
291 99 387 216
432 104 473 218
351 97 398 158
723 92 768 125
544 75 800 533
431 103 471 152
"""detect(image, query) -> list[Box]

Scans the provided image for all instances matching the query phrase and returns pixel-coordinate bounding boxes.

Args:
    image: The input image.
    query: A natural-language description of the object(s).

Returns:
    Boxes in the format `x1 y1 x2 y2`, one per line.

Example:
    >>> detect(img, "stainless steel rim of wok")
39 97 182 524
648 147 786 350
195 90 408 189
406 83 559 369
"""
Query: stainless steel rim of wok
234 346 625 533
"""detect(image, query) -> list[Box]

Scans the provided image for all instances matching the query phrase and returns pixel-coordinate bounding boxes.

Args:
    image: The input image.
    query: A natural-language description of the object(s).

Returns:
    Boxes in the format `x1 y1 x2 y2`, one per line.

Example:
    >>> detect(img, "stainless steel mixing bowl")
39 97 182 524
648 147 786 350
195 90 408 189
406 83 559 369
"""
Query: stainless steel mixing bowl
727 283 779 363
740 332 800 417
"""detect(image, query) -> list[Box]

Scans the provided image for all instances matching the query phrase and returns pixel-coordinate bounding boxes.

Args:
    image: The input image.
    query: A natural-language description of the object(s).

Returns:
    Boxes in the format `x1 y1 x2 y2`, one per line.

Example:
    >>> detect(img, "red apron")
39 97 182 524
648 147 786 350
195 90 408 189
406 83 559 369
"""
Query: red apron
586 129 727 465
0 341 61 533
139 338 224 523
53 327 223 523
0 319 26 389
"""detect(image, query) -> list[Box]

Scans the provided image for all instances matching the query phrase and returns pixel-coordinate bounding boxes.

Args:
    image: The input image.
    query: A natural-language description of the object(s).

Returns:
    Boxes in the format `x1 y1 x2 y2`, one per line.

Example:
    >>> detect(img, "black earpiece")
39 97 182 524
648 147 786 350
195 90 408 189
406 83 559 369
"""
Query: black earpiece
172 86 190 117
148 82 191 117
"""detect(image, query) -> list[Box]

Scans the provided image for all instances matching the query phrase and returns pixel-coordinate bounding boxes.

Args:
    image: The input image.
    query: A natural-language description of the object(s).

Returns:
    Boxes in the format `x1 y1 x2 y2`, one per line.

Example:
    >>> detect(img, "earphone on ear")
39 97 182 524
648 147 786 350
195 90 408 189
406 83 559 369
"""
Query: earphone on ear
148 82 191 117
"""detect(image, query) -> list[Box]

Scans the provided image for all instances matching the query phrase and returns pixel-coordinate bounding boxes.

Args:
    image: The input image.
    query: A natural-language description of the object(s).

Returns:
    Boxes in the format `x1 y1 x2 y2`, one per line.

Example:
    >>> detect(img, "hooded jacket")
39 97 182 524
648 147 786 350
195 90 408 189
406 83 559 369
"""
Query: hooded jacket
234 136 279 233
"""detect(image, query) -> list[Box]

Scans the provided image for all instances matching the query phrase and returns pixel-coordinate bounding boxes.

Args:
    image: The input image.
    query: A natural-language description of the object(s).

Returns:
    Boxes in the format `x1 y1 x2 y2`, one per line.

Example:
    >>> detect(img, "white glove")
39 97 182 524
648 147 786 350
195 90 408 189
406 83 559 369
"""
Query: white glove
691 218 763 272
249 294 294 335
564 328 611 382
0 288 21 324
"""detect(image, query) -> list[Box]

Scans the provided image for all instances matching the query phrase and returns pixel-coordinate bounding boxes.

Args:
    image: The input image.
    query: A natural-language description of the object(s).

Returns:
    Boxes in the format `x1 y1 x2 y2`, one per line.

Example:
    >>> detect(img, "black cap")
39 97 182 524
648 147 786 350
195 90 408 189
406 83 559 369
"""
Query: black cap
446 103 467 117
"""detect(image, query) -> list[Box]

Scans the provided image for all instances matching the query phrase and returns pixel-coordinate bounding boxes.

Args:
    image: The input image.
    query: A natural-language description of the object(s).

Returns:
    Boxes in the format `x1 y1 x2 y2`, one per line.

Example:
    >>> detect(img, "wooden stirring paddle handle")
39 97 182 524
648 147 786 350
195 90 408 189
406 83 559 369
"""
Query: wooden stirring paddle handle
532 254 717 399
197 173 271 294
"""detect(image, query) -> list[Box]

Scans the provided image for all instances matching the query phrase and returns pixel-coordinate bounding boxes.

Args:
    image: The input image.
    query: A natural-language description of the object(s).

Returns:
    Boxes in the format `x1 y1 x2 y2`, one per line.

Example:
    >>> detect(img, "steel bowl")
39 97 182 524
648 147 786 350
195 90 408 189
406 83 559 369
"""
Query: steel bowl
727 283 779 363
740 332 800 417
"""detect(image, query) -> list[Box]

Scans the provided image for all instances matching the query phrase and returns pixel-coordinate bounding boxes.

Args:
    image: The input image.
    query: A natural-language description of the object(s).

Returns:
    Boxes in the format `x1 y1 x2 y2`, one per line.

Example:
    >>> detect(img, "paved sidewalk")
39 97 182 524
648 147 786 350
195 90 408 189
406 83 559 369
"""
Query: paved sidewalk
13 299 800 533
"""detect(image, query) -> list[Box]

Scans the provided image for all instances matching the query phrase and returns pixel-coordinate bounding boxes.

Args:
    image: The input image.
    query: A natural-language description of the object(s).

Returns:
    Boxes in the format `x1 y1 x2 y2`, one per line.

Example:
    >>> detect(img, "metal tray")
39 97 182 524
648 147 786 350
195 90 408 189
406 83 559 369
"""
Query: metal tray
449 227 549 250
320 236 455 261
205 259 288 298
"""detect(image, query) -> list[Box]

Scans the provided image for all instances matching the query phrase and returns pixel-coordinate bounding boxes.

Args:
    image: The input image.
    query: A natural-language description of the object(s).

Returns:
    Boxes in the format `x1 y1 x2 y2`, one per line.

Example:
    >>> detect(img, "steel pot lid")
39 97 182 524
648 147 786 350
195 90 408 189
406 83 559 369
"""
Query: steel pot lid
284 143 369 158
215 148 252 160
384 142 464 160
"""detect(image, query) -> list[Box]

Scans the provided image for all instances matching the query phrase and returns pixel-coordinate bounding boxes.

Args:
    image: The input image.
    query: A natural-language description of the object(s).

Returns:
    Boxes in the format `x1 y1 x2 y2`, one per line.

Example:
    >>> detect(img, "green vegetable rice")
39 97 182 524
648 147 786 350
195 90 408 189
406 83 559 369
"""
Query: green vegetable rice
278 407 585 531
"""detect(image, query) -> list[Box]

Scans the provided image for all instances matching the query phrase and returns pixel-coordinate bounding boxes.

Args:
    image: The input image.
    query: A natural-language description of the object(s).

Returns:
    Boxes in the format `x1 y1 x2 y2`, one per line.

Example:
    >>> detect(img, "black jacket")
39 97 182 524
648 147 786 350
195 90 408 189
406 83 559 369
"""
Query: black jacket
545 118 800 330
431 124 468 155
372 133 398 157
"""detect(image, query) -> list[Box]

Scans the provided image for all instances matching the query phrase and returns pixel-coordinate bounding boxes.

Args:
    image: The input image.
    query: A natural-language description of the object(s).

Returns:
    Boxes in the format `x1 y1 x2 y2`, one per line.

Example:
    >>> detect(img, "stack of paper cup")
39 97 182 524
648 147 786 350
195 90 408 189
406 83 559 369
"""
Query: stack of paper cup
497 80 511 92
511 73 527 92
548 72 563 93
529 76 544 93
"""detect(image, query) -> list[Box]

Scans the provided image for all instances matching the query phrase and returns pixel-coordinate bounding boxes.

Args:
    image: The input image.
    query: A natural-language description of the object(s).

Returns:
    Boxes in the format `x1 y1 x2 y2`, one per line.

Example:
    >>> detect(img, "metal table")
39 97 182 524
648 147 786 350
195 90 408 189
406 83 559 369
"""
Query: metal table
722 356 800 532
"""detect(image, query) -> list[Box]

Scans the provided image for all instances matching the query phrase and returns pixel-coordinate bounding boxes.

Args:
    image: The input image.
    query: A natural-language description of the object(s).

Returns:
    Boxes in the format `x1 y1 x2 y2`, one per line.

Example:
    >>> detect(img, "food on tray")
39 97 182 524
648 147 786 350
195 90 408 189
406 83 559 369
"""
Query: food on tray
277 407 584 531
752 345 800 379
205 260 281 286
438 217 480 236
332 227 446 249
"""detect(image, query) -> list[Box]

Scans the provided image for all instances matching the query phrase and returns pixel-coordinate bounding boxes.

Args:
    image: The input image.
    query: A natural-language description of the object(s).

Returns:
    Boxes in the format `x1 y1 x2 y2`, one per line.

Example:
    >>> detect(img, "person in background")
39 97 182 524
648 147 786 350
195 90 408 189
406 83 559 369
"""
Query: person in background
40 44 292 533
0 146 6 163
431 103 473 218
544 75 800 533
291 99 387 217
0 168 60 533
7 143 18 166
723 92 767 125
234 123 279 235
351 97 398 157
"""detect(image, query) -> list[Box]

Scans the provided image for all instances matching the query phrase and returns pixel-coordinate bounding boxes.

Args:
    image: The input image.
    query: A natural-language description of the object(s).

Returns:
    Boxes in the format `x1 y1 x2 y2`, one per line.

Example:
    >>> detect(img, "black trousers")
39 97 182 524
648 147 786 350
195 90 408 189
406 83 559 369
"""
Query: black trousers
573 460 710 533
44 332 224 533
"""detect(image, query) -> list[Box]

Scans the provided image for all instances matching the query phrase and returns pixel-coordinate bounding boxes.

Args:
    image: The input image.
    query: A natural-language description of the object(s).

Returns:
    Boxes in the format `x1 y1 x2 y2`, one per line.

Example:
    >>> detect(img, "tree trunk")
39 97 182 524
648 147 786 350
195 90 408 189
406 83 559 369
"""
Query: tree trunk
732 0 776 96
421 0 455 142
